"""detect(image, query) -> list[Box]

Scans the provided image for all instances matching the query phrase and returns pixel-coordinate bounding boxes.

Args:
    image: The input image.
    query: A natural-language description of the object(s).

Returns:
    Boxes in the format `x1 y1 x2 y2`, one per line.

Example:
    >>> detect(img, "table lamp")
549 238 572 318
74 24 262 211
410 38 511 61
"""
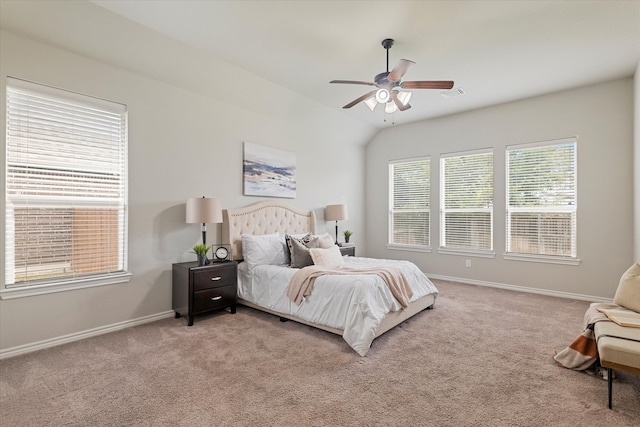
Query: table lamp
325 204 348 245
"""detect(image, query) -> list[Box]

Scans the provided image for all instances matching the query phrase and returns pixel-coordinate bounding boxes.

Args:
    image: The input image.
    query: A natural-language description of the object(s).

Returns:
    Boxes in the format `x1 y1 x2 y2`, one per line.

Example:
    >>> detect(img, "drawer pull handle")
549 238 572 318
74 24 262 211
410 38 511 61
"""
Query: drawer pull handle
211 277 222 281
211 296 222 301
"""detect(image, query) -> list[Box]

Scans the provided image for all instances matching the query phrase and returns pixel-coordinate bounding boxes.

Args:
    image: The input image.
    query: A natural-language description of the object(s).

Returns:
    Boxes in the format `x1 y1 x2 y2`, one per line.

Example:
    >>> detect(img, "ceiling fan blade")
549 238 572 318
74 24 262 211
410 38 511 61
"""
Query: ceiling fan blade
387 59 415 82
330 80 375 86
343 90 377 109
401 80 454 89
390 91 411 111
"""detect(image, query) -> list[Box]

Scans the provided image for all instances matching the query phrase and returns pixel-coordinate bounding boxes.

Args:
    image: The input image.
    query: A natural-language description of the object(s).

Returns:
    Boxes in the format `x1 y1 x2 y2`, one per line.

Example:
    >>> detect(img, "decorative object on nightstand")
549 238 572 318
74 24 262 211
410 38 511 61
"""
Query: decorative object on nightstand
192 243 210 266
186 196 222 265
212 244 231 262
343 230 352 243
172 260 238 326
325 203 348 245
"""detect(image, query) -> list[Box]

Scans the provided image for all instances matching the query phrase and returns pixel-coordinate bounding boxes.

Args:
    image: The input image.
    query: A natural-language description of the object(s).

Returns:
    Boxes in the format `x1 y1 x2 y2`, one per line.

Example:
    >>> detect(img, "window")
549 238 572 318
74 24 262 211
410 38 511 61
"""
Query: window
4 78 130 297
440 150 493 253
388 157 430 248
506 138 577 262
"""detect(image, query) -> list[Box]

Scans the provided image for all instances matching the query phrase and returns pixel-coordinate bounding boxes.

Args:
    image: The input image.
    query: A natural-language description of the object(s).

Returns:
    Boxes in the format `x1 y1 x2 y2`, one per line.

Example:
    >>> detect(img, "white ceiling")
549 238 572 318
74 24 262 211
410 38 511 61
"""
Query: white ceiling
5 1 640 129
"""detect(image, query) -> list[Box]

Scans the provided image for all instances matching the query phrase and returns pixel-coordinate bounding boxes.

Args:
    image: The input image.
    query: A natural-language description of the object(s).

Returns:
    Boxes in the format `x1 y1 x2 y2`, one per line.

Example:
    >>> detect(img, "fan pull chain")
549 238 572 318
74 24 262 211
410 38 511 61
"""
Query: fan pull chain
383 110 396 125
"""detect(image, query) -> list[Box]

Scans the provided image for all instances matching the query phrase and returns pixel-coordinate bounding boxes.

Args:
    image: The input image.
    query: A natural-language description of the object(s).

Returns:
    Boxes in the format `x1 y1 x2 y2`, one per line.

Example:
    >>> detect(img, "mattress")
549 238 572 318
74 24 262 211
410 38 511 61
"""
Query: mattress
238 256 439 355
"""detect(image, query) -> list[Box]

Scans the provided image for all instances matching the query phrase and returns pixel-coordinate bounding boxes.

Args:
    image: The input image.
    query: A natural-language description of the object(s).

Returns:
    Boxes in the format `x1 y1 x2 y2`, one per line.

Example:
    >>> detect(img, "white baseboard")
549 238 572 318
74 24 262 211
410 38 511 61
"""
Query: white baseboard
0 310 175 360
427 274 614 303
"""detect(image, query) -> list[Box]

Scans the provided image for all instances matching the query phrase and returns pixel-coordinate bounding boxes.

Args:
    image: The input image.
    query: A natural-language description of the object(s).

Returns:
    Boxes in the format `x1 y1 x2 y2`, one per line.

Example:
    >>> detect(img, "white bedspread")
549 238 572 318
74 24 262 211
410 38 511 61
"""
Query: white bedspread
237 256 439 355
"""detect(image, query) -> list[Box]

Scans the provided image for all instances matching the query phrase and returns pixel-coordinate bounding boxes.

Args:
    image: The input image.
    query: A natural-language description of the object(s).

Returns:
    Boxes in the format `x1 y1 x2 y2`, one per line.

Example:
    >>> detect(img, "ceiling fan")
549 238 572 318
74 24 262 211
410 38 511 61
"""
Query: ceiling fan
330 38 454 113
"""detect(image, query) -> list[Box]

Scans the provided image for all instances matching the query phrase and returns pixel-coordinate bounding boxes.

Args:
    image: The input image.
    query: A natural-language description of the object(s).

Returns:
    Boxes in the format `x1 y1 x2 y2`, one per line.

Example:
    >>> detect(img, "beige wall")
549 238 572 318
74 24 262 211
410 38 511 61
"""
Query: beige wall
365 79 635 299
0 29 369 352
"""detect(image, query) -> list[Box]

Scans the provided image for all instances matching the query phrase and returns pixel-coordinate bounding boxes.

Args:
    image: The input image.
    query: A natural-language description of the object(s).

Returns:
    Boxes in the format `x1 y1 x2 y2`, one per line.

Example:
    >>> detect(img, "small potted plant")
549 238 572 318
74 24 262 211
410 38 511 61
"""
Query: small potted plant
343 230 353 243
192 243 209 266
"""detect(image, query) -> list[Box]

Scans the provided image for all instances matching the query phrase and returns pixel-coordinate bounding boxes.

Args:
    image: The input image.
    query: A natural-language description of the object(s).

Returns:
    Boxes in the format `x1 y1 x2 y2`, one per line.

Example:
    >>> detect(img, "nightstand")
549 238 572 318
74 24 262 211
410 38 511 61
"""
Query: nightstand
172 261 238 326
339 246 355 257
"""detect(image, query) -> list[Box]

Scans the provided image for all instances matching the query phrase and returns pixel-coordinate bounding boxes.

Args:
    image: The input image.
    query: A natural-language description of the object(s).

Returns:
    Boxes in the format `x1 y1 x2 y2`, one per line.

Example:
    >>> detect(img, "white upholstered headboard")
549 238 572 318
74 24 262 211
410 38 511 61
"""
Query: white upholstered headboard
222 201 317 261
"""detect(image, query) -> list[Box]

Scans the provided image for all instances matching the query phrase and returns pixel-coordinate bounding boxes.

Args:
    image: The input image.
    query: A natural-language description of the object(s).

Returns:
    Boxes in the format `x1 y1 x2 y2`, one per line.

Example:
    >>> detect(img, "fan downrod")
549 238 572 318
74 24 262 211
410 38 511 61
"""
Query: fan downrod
381 38 394 73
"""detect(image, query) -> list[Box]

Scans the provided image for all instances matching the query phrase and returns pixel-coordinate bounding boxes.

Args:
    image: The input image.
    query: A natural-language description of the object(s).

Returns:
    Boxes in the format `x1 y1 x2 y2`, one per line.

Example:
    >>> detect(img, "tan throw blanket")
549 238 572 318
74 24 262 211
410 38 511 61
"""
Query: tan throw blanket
286 265 414 308
553 302 618 370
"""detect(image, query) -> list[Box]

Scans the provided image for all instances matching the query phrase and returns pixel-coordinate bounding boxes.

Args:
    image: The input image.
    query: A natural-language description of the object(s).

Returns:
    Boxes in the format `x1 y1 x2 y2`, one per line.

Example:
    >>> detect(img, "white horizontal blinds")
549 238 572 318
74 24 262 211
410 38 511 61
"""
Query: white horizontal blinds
506 138 577 257
5 78 128 287
389 158 430 246
440 150 493 250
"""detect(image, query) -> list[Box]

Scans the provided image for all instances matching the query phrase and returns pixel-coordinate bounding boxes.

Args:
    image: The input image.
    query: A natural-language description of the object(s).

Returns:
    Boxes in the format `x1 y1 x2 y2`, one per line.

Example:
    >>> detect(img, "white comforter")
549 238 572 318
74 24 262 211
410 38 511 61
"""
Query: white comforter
237 256 439 356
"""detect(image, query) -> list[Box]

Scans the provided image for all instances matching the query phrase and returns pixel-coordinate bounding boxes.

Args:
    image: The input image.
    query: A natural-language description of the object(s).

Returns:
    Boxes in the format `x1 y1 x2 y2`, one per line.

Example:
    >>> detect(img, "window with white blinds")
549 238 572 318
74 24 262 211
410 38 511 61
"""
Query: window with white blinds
388 157 430 248
440 150 493 252
506 138 577 261
4 78 129 293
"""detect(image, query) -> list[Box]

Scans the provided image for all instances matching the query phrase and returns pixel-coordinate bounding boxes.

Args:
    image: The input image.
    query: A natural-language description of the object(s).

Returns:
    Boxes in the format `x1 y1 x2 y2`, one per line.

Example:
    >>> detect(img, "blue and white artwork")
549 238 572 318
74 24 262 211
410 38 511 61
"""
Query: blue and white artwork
243 142 296 198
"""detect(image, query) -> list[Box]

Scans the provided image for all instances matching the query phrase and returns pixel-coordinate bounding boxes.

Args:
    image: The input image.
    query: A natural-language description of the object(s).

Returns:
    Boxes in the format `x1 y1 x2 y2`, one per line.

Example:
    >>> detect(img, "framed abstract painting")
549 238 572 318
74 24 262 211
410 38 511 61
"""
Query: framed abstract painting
243 142 296 198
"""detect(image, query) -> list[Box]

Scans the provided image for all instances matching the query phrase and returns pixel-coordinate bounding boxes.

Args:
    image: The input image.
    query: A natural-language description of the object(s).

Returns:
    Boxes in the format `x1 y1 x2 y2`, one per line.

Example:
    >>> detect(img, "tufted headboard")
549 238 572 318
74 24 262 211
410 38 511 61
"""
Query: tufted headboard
222 201 317 261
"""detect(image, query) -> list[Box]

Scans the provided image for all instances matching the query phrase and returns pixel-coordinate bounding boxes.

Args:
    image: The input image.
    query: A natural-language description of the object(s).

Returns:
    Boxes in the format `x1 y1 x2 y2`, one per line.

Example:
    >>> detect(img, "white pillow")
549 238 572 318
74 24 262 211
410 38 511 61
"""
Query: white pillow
613 262 640 313
310 246 345 268
241 233 289 266
315 233 335 249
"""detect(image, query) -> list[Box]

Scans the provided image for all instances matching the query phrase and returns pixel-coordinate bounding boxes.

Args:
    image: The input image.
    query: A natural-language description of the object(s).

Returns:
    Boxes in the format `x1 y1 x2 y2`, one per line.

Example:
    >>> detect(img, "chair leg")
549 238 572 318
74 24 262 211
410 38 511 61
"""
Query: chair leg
607 368 613 409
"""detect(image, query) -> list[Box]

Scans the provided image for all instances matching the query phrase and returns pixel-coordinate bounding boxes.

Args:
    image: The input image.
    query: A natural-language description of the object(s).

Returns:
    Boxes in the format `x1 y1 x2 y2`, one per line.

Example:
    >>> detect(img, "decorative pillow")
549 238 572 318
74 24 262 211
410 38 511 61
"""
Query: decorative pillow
315 233 335 249
310 246 345 268
613 262 640 313
286 233 321 268
241 233 289 266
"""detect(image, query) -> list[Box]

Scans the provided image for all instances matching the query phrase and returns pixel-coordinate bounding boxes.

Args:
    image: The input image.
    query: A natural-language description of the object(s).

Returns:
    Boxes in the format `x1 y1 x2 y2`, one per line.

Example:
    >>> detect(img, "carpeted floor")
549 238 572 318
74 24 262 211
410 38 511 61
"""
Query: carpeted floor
1 279 638 426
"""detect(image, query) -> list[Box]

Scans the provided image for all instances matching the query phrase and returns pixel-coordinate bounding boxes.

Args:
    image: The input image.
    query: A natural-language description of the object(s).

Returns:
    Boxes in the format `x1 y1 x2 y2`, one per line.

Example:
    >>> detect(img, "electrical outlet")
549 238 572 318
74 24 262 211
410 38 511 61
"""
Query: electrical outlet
465 259 471 268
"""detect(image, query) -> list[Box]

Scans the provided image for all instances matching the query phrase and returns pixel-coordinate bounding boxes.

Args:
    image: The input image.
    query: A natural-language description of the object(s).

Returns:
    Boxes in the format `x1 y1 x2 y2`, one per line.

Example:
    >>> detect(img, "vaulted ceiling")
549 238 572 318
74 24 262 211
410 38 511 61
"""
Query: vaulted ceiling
3 1 640 129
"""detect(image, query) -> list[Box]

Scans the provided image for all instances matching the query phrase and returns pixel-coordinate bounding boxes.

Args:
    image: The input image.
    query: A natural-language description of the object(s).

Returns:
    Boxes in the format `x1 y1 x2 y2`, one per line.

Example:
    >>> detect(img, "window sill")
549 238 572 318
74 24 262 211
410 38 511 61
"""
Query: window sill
437 248 496 258
503 253 581 266
387 244 431 253
0 272 133 300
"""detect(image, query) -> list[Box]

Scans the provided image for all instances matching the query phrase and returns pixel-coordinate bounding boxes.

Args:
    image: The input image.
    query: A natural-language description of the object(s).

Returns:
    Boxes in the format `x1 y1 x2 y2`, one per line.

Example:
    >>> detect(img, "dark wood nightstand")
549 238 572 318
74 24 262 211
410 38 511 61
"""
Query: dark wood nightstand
339 246 355 257
172 261 238 326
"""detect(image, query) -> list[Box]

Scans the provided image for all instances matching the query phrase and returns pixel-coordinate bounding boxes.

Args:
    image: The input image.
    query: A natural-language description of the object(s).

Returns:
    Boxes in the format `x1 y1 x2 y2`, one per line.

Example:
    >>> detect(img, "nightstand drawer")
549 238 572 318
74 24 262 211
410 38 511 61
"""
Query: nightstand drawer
192 263 236 291
339 246 355 257
193 285 237 313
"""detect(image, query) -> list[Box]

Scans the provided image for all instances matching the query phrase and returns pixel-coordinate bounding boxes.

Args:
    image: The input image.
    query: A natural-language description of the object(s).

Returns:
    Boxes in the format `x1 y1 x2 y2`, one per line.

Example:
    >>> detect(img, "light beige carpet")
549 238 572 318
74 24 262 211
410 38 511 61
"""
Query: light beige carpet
1 280 639 426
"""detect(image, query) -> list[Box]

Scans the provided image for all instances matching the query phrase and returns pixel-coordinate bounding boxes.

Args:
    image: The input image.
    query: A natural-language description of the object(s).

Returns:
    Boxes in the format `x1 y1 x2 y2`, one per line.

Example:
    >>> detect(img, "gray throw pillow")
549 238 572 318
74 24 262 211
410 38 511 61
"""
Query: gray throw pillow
286 233 320 268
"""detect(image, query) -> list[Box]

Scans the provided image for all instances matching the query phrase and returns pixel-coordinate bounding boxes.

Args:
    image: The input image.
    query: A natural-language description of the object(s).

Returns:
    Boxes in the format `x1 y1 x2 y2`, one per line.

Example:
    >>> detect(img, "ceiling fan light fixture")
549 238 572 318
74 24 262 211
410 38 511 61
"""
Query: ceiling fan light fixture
330 38 454 116
396 90 412 106
364 97 377 111
375 88 390 104
385 101 398 114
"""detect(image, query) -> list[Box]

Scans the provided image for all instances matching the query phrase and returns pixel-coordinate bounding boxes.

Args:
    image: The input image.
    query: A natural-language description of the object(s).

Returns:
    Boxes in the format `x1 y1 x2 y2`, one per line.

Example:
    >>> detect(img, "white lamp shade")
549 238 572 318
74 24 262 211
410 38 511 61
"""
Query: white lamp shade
186 197 222 224
397 90 412 105
385 101 398 114
375 88 390 104
325 204 348 221
364 97 377 111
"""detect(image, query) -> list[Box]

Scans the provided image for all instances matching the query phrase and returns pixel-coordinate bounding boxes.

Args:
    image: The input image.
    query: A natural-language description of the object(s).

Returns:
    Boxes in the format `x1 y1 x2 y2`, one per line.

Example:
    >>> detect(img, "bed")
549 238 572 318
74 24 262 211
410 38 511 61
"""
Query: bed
221 201 438 356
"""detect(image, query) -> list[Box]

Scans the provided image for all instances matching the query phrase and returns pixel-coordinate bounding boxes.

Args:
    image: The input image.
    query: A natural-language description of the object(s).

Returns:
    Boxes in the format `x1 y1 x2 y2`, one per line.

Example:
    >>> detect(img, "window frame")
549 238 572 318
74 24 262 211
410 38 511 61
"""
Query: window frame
439 148 495 257
388 156 431 252
504 137 580 266
2 78 131 300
